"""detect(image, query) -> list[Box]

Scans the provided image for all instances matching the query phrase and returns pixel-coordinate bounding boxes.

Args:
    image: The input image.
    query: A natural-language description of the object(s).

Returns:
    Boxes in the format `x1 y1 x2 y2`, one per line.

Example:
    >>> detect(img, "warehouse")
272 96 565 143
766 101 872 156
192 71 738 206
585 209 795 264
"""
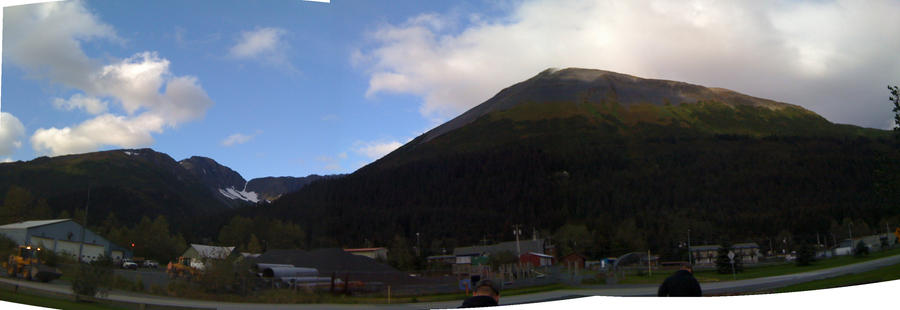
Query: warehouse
0 219 132 262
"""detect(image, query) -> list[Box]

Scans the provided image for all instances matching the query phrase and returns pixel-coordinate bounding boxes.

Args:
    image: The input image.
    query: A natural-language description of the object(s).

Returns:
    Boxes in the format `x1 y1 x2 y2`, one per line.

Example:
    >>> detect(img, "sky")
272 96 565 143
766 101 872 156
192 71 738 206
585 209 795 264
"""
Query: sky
1 0 899 180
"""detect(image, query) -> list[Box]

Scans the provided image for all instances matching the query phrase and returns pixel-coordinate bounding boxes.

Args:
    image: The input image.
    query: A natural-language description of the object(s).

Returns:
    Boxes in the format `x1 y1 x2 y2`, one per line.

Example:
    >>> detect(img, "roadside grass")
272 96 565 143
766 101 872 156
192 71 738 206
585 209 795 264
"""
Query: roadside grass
771 261 900 293
162 282 567 304
616 247 900 285
0 289 124 310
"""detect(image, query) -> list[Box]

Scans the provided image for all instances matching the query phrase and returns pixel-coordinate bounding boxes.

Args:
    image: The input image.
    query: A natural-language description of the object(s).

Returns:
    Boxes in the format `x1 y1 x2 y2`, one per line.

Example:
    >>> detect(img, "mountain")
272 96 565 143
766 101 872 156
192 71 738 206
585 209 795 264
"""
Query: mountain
0 148 345 239
179 156 259 205
0 148 230 238
246 175 344 201
266 68 897 258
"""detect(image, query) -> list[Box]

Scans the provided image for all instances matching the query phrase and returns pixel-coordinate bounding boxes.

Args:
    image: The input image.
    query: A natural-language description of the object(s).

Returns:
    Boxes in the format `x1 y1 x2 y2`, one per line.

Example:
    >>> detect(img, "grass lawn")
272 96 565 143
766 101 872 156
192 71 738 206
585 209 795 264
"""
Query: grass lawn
772 261 900 293
616 247 900 285
0 289 124 310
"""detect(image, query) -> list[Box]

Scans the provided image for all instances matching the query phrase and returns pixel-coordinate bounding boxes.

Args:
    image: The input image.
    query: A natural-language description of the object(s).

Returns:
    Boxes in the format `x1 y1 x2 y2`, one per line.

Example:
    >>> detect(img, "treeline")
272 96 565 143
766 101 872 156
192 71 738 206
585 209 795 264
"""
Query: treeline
262 116 900 261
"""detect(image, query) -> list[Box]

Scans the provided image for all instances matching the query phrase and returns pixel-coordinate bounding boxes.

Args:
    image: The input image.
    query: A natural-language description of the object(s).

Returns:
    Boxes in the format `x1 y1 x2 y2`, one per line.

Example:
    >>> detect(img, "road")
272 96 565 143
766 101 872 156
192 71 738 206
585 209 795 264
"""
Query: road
1 253 899 309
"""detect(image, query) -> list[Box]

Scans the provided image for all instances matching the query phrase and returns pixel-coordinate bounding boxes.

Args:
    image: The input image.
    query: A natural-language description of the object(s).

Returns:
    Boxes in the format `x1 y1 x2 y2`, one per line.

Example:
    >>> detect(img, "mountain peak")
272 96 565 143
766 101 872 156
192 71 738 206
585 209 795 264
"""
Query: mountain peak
417 68 806 144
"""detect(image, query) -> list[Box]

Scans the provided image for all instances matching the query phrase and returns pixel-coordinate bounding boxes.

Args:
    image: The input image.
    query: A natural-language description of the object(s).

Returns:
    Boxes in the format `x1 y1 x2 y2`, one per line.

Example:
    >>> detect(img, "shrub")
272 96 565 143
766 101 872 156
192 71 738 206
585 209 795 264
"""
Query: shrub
71 257 113 299
854 241 869 257
795 242 815 266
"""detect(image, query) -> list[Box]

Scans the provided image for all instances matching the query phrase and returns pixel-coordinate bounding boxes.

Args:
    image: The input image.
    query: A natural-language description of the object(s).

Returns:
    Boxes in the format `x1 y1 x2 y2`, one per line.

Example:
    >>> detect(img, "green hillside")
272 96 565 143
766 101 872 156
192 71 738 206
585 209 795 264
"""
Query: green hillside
0 149 231 239
266 69 899 259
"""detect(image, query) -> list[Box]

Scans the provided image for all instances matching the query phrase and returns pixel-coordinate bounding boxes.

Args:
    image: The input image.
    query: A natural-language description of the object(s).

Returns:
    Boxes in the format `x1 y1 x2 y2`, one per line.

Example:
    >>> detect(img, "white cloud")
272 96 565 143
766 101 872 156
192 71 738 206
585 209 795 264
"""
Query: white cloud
5 2 214 156
4 0 120 91
222 131 260 147
229 27 293 69
357 0 900 129
0 113 26 156
53 94 108 115
353 140 403 160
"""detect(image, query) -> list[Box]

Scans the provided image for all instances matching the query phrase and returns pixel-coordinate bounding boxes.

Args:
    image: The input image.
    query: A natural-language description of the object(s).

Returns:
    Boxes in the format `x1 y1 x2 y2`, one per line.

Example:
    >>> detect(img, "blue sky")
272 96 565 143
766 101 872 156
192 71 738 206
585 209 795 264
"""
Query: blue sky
2 0 900 180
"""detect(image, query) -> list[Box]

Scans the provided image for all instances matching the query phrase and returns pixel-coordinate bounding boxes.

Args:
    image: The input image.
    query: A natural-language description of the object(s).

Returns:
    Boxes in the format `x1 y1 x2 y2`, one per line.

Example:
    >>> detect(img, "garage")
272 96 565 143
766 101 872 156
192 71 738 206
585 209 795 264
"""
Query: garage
82 243 104 261
111 250 124 261
30 236 55 251
56 240 81 258
0 219 132 262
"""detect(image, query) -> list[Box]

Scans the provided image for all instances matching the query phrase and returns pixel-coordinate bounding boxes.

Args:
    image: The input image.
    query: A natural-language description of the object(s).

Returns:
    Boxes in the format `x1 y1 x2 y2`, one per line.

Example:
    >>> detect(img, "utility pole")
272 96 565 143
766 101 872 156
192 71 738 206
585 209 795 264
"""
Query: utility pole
513 225 523 256
77 184 90 263
688 230 695 264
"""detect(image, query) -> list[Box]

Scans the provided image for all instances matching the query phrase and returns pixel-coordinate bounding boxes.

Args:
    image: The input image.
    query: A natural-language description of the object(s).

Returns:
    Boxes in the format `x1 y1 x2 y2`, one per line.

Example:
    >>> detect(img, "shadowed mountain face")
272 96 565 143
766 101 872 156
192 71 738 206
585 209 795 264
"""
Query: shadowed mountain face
179 156 247 191
267 68 896 256
246 175 343 202
0 149 230 238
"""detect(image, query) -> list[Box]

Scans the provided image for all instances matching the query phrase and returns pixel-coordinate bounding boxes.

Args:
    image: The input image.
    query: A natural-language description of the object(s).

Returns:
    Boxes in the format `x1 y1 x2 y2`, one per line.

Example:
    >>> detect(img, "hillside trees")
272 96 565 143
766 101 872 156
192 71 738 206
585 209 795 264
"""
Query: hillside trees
0 186 53 224
105 215 186 262
216 216 306 252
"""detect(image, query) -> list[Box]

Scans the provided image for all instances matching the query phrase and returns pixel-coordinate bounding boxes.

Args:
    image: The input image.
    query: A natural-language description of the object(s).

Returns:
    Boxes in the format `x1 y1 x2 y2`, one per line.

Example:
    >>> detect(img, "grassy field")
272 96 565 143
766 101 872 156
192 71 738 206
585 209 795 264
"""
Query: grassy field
771 261 900 293
614 247 900 285
0 289 124 310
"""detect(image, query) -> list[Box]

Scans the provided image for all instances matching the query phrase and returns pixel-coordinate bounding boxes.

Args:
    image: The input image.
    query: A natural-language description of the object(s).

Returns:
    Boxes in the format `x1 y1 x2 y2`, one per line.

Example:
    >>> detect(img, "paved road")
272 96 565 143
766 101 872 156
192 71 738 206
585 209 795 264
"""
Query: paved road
2 254 899 309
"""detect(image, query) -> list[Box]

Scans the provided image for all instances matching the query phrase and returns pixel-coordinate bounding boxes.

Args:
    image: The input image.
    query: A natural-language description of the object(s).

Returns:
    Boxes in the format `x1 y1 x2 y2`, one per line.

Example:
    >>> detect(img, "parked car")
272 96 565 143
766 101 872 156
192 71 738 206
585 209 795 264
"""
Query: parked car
142 260 159 269
122 259 138 270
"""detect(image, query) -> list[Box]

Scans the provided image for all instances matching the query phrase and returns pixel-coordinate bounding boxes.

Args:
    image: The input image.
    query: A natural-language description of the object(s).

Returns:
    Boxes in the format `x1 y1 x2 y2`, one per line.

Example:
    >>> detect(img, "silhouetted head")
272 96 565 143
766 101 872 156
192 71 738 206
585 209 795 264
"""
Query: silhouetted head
681 263 693 273
473 279 501 302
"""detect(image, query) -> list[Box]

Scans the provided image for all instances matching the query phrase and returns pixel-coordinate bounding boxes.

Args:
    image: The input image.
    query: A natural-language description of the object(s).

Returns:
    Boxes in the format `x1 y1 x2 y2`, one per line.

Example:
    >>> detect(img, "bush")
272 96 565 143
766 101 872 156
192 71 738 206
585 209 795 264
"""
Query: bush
135 274 144 291
854 241 869 257
795 243 815 266
71 258 113 299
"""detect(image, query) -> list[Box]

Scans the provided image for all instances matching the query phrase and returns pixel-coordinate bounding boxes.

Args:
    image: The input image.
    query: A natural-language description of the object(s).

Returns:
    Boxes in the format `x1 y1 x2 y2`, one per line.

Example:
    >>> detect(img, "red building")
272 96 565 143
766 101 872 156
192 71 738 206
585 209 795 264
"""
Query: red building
520 252 554 267
560 253 586 269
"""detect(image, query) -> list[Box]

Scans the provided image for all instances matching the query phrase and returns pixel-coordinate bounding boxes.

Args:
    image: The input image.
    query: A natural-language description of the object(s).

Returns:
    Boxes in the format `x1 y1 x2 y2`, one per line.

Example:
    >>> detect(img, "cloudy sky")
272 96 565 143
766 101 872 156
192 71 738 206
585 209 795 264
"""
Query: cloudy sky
2 0 899 179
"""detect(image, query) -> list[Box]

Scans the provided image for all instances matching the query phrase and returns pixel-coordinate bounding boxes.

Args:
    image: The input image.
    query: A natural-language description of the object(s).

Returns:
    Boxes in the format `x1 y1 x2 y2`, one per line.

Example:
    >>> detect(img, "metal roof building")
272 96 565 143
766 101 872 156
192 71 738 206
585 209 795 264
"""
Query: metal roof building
453 239 546 257
0 219 131 262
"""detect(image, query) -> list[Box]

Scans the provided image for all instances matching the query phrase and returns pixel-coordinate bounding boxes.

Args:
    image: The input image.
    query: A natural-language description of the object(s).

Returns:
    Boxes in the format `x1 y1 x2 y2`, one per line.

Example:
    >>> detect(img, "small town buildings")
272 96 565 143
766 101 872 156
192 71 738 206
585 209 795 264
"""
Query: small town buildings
426 255 455 265
343 247 388 260
689 245 719 265
0 219 131 262
452 239 548 274
253 248 409 284
180 244 237 270
689 243 760 265
733 243 761 264
520 252 554 267
560 253 586 269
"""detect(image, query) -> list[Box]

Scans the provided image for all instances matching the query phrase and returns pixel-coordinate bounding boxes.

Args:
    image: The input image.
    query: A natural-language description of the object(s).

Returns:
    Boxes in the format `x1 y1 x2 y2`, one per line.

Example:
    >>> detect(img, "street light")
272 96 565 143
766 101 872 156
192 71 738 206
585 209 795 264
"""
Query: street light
415 232 420 257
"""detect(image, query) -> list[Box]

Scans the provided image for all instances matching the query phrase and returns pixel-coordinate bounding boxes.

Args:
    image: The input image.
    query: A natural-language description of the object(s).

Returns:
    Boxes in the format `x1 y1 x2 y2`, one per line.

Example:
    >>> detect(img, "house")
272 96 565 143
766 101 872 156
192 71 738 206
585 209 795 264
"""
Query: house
520 252 554 267
560 253 586 269
343 247 388 260
180 244 237 270
0 219 131 262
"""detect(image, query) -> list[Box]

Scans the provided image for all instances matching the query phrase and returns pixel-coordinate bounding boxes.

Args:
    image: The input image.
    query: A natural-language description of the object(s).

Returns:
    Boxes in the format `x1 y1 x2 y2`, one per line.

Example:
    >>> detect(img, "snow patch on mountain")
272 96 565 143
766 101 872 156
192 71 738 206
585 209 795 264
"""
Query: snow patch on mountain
218 187 260 203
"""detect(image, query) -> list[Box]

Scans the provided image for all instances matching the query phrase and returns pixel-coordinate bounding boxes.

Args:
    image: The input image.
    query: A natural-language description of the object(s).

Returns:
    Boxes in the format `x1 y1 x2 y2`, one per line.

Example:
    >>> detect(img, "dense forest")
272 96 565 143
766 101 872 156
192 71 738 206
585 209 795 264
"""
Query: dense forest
262 110 900 261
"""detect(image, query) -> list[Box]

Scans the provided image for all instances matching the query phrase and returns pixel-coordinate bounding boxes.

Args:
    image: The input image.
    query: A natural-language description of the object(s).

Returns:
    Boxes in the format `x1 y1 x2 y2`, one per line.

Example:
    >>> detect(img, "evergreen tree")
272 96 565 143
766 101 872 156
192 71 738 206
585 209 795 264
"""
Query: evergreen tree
795 242 815 266
715 241 742 274
854 240 869 257
246 234 262 253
